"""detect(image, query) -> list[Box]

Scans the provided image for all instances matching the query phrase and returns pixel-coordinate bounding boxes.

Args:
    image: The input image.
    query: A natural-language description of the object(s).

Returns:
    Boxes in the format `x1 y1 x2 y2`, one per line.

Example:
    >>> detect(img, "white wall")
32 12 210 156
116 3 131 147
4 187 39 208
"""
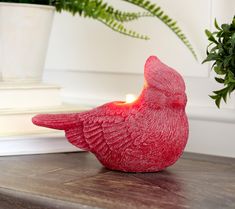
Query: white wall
43 0 235 157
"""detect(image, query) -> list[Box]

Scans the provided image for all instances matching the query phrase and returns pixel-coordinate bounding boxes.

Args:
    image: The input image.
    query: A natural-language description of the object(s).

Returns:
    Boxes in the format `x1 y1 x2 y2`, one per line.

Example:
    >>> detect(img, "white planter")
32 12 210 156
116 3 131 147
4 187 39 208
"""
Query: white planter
0 3 55 83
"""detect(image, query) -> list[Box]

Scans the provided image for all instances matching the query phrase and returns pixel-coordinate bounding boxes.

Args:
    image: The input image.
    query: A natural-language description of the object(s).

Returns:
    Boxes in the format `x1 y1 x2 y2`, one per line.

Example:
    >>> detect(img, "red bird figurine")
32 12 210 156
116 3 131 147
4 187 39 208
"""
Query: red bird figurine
32 56 188 172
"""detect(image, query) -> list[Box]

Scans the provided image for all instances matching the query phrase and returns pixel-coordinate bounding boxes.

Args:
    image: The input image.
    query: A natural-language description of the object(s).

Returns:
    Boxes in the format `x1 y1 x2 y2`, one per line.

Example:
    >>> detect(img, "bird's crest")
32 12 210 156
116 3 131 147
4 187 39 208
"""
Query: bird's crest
144 56 185 94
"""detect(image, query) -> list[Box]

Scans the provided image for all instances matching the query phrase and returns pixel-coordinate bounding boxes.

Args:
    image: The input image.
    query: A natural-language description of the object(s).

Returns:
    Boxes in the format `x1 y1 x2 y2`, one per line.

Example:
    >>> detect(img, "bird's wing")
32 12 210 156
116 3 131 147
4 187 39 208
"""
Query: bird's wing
66 102 145 156
32 102 145 155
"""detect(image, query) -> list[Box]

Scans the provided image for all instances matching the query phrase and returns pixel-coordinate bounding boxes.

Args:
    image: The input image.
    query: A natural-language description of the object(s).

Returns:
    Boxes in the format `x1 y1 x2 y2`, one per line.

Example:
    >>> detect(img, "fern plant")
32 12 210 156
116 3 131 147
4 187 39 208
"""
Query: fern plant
0 0 196 59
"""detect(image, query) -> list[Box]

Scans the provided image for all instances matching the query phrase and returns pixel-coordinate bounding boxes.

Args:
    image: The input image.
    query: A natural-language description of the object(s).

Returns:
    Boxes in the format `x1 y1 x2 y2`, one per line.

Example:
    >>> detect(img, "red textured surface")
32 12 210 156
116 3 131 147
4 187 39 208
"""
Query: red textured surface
32 56 188 172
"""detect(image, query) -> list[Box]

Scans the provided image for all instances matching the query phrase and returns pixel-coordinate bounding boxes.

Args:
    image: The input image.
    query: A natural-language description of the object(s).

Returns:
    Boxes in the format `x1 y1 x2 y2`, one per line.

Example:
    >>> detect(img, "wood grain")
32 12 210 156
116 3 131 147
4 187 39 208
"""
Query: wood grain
0 152 234 209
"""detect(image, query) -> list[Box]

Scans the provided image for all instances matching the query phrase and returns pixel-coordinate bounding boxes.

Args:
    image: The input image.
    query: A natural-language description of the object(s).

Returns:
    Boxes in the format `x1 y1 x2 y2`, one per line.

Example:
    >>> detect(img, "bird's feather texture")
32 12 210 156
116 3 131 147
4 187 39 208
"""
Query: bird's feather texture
32 56 189 172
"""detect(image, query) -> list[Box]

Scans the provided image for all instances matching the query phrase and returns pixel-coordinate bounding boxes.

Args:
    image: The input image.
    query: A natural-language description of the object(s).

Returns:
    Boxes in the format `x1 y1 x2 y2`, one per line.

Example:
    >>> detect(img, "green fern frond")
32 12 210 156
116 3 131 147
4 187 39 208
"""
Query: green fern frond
90 1 153 22
53 0 150 38
53 0 147 21
122 0 197 59
98 18 149 40
109 11 153 23
50 0 197 58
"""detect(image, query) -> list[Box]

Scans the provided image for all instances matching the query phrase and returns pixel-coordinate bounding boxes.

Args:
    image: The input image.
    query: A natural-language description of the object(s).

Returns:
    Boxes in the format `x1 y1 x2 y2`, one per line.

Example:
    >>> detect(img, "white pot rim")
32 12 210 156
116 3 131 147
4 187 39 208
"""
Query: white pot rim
0 2 55 10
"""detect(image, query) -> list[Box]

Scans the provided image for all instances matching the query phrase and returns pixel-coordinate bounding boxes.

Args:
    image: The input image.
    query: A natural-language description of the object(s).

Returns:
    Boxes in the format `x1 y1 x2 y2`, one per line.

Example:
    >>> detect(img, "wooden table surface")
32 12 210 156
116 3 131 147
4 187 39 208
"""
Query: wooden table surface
0 152 234 209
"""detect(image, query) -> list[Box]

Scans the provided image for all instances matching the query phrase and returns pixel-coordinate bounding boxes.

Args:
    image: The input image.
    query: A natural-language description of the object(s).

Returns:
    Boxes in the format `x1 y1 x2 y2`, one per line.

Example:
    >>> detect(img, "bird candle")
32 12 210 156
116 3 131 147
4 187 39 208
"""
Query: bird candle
32 56 189 172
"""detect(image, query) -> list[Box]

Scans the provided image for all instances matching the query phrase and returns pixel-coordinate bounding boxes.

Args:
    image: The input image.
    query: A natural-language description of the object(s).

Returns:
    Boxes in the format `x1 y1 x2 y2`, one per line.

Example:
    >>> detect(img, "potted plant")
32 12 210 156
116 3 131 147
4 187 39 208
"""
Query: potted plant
0 1 55 82
0 0 196 82
203 16 235 108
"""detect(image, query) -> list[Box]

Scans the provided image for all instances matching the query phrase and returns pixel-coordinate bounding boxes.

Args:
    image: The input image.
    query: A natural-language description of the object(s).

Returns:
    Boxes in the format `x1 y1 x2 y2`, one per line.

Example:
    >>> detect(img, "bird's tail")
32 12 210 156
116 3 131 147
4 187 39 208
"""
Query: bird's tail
32 113 78 130
33 113 90 151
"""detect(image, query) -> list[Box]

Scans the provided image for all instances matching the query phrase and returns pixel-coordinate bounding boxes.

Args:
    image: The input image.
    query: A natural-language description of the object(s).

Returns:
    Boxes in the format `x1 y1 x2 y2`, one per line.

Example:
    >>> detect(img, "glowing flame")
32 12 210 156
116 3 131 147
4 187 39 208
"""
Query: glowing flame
125 94 137 104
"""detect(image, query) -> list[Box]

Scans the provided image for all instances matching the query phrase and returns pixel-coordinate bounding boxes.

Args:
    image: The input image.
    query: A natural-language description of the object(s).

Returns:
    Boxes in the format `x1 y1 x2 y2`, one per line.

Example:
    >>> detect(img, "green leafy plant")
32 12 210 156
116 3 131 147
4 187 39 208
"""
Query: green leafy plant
1 0 196 59
203 16 235 108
